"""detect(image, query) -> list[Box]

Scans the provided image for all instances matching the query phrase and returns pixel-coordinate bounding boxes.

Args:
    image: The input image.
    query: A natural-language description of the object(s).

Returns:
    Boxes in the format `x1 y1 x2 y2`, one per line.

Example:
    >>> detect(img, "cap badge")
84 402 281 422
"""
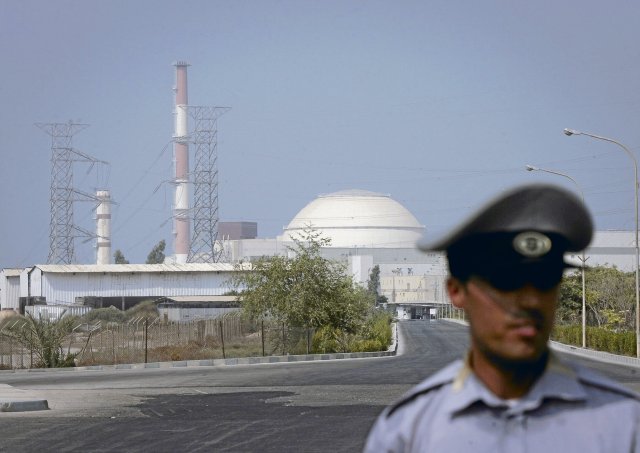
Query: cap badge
513 232 552 257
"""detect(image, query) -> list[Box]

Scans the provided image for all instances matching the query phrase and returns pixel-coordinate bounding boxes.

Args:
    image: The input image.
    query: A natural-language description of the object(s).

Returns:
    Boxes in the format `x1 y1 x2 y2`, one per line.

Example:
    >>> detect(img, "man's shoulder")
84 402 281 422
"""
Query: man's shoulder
564 358 640 401
385 359 462 418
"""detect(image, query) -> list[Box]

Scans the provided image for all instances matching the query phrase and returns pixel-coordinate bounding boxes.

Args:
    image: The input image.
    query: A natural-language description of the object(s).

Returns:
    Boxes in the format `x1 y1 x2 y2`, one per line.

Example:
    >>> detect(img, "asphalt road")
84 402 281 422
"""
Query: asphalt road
0 320 638 452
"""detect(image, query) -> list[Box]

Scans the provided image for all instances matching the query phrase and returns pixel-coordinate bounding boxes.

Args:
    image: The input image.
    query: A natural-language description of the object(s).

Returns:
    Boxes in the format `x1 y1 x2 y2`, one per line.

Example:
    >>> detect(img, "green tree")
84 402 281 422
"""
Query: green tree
114 249 129 264
557 272 582 325
585 266 635 330
367 265 381 295
367 264 388 306
146 239 166 264
232 228 374 338
559 266 635 330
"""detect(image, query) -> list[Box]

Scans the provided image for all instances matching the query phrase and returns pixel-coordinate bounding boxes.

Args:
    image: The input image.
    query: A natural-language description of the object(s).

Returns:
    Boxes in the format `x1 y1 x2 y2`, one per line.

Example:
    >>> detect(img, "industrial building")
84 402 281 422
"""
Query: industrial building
0 263 241 314
1 188 637 322
1 189 637 321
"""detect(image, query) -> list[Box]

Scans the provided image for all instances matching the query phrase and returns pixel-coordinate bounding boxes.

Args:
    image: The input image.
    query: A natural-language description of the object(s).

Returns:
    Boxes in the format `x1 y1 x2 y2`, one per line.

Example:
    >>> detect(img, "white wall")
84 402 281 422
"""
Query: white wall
578 230 636 271
25 267 238 305
348 255 374 287
158 306 239 322
0 269 21 310
380 274 447 304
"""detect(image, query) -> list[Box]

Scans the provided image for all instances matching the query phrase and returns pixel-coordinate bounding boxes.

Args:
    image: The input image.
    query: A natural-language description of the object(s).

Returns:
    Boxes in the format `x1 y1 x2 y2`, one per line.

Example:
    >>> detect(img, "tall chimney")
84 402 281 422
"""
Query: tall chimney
173 61 190 263
96 190 111 264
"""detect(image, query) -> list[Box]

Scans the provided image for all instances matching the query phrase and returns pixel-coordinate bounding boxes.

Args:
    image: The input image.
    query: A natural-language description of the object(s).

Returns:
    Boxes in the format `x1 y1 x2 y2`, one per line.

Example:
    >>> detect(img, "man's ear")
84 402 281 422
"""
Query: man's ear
447 277 467 309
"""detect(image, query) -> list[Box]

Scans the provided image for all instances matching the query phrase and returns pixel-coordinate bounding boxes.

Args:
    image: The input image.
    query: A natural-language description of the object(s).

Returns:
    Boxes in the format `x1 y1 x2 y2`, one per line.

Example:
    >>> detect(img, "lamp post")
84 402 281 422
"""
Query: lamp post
526 164 588 348
564 128 640 358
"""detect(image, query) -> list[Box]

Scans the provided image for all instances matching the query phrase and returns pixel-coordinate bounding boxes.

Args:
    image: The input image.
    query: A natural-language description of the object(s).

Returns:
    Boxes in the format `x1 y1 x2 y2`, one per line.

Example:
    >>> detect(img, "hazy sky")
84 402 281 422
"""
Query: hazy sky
1 0 639 269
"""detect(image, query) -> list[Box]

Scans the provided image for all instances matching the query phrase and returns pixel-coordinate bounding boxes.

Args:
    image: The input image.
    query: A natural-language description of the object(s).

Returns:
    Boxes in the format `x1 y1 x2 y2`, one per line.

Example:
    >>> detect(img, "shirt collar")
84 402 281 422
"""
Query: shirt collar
444 350 588 416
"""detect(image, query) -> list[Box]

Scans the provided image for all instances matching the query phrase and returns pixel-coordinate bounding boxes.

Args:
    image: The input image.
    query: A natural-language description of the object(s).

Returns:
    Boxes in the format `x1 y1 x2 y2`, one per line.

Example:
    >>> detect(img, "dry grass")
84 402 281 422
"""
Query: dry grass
74 332 268 366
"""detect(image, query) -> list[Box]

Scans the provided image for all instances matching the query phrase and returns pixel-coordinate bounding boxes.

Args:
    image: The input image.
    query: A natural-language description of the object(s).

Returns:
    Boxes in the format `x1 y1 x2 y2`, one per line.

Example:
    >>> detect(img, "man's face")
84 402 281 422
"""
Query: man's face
448 276 559 366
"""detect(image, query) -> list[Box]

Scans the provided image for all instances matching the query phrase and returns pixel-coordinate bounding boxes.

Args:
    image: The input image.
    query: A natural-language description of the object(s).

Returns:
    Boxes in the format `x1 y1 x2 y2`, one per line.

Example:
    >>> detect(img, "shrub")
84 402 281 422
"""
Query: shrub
82 306 126 324
124 300 159 321
350 339 385 352
365 311 393 347
311 310 392 354
552 324 636 357
312 325 344 353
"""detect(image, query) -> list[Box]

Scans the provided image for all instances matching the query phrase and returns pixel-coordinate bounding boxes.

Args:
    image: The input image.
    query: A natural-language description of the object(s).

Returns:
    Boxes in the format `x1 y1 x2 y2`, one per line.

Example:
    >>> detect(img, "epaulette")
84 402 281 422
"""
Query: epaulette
386 360 461 418
575 365 640 401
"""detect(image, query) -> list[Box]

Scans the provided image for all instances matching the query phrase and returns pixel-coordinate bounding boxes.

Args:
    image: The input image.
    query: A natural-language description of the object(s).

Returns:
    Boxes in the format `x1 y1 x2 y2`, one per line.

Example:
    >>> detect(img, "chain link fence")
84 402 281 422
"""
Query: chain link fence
0 313 316 370
0 333 31 369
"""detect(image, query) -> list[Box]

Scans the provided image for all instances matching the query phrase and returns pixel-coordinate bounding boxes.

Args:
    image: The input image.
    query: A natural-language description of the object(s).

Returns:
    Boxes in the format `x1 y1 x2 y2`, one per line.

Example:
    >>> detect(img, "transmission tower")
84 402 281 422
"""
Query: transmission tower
36 121 107 264
187 106 230 263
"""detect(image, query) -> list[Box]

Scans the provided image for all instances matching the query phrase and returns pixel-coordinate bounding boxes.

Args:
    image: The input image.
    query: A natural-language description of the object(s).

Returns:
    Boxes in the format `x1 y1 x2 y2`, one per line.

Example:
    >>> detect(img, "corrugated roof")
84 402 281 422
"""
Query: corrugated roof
164 295 239 303
1 268 23 277
35 263 250 273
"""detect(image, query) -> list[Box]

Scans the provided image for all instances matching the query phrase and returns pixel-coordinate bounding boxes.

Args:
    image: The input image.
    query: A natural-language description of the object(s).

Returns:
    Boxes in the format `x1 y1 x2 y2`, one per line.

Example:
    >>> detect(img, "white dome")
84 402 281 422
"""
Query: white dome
280 190 425 248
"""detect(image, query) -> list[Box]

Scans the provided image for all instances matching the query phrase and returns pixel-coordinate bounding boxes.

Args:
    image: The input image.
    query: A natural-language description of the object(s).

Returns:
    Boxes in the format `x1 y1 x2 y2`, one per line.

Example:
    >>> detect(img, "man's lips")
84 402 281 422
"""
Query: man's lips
512 325 538 337
509 321 542 338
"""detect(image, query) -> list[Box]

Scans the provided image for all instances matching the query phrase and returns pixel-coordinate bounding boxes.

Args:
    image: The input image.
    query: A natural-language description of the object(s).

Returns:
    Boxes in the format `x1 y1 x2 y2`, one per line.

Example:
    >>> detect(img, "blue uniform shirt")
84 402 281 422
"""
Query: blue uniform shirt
364 352 640 452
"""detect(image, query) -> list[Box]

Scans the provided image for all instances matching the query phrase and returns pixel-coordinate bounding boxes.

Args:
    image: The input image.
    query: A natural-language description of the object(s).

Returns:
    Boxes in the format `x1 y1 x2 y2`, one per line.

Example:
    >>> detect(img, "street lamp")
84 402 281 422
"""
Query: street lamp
564 128 640 358
526 164 588 348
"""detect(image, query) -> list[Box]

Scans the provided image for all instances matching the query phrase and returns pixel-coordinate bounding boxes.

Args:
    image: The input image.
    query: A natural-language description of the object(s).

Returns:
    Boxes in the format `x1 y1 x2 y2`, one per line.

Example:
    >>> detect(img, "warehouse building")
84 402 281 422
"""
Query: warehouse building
0 263 243 315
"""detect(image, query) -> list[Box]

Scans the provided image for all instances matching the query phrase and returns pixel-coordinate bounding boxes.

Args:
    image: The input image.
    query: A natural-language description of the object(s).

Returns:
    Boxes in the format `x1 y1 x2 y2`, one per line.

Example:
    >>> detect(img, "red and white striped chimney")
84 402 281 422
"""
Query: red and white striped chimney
173 61 190 263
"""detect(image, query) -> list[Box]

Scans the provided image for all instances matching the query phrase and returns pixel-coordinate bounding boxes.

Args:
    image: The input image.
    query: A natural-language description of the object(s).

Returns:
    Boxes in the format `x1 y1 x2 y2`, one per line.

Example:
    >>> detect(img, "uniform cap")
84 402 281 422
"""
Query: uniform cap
417 183 593 253
417 184 593 288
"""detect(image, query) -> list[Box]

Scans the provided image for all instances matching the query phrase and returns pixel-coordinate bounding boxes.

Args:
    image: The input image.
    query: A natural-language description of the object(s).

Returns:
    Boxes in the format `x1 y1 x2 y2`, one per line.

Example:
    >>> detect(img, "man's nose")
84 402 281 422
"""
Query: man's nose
514 284 548 309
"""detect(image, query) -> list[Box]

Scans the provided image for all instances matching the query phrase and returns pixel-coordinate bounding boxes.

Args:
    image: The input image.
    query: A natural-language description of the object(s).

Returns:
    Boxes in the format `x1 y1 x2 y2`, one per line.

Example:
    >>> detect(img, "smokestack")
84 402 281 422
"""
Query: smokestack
96 190 111 264
173 61 190 263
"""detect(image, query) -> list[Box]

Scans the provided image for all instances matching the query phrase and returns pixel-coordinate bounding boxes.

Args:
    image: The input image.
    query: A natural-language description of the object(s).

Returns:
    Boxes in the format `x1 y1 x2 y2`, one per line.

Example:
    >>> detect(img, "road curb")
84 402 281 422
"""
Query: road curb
68 350 397 372
0 384 49 413
0 350 397 375
550 341 640 369
0 399 49 412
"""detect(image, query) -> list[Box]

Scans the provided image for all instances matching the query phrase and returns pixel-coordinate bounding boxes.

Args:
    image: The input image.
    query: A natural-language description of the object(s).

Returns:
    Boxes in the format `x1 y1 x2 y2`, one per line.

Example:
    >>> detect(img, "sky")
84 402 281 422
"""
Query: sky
1 0 639 269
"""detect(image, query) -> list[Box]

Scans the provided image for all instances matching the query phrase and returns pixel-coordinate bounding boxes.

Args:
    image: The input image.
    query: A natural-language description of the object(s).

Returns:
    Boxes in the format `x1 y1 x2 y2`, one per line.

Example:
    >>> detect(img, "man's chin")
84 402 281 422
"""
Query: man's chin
486 346 549 370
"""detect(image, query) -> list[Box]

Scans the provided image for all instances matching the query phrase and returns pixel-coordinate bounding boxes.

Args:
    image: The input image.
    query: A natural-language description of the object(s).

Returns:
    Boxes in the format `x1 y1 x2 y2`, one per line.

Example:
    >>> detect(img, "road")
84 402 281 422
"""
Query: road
0 320 638 452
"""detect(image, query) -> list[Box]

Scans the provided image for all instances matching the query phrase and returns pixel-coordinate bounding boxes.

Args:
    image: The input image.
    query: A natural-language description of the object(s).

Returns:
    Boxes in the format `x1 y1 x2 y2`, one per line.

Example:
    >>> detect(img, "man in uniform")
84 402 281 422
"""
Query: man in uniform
364 183 640 452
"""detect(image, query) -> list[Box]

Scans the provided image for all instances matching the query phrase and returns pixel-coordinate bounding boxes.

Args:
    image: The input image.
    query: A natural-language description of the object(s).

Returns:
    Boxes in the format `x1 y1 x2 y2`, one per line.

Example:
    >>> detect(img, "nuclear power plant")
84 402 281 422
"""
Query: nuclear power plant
0 62 637 321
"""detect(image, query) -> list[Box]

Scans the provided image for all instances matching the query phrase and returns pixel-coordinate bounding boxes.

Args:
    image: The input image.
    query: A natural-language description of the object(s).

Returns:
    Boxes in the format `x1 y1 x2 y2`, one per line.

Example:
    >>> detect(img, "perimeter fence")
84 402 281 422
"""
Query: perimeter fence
0 313 316 370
